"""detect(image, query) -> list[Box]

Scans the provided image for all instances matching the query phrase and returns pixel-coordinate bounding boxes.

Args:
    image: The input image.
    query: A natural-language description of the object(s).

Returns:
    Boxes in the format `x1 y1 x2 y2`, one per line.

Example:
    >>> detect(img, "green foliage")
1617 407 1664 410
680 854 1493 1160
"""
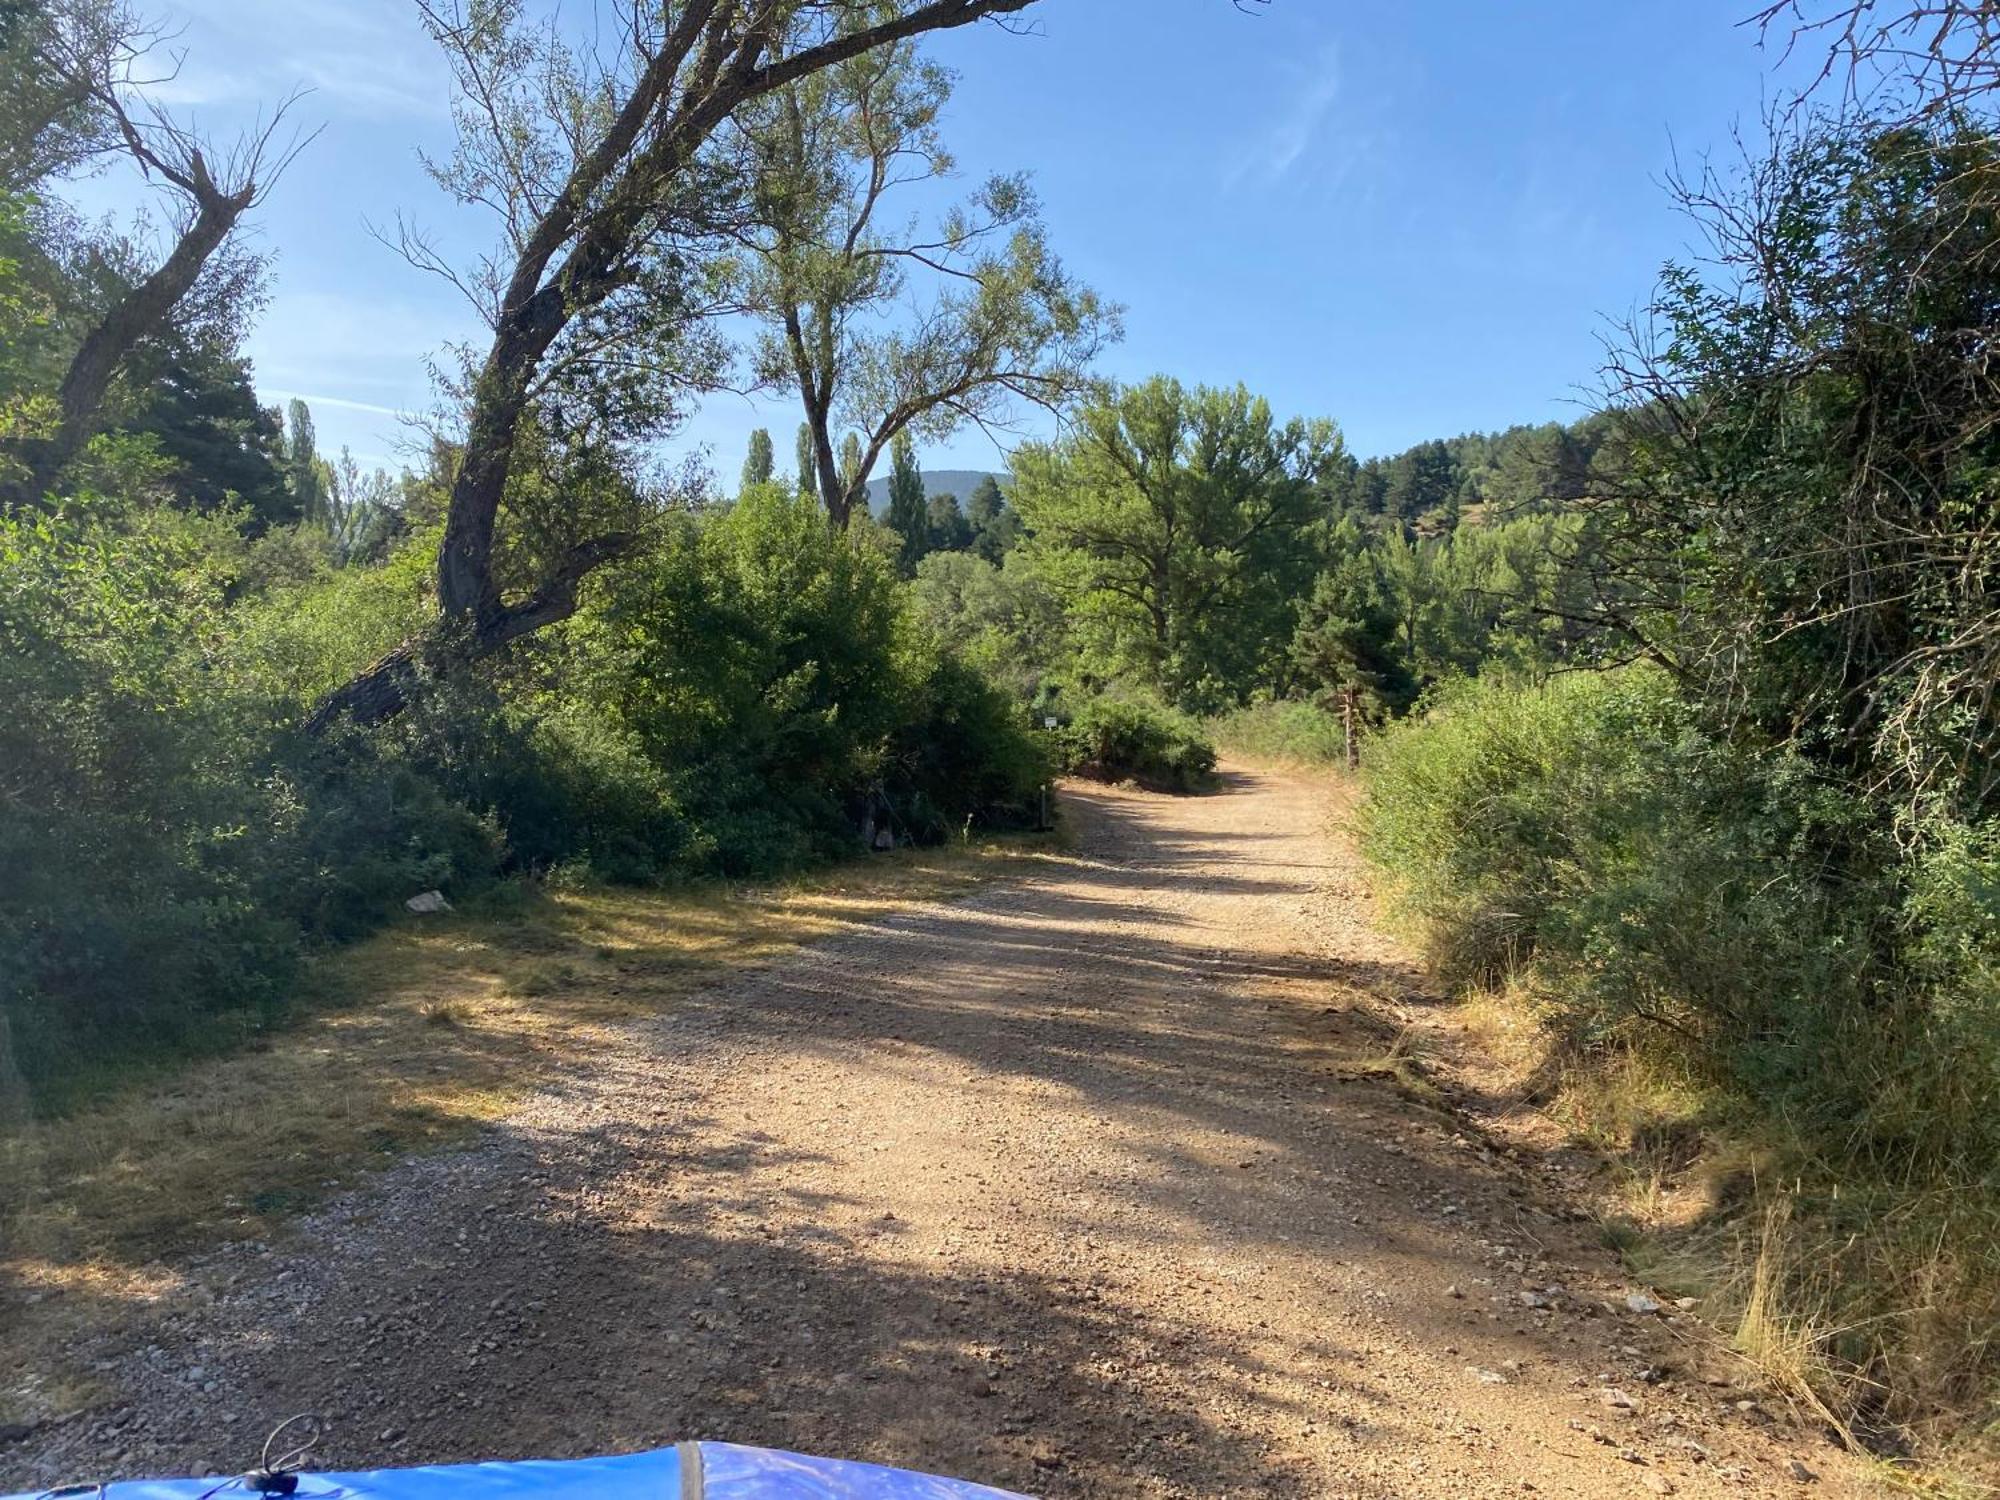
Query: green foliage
0 475 1054 1102
740 426 774 492
555 484 1042 875
886 428 927 573
909 548 1068 705
883 651 1053 842
925 490 970 553
1289 515 1417 718
1604 117 2000 818
1054 695 1217 794
1209 700 1351 766
794 422 815 497
1012 376 1341 710
965 473 1018 562
571 484 915 872
1360 669 2000 1424
0 497 499 1100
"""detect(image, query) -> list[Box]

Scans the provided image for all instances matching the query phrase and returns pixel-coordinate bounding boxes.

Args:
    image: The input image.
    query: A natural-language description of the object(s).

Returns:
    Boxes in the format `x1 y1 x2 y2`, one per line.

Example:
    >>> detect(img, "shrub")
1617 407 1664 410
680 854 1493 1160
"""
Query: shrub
572 486 918 874
0 498 499 1103
1055 695 1217 793
1358 666 2000 1436
0 483 1058 1105
882 652 1055 841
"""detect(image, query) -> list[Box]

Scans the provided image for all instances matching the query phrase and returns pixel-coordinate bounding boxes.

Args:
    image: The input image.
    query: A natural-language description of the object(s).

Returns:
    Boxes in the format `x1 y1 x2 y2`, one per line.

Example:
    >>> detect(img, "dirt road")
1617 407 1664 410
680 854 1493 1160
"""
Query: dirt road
8 768 1860 1497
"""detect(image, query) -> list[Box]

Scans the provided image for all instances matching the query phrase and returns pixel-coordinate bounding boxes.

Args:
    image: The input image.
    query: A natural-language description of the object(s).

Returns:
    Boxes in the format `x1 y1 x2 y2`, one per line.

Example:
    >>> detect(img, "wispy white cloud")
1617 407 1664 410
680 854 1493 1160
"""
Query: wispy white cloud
1227 41 1345 188
140 0 447 118
259 388 406 419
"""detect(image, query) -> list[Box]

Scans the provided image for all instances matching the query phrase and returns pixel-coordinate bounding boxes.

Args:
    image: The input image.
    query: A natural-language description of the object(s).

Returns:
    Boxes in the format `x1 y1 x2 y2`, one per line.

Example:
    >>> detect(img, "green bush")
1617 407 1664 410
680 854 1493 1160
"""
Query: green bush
1358 666 2000 1429
563 486 1051 872
0 483 1061 1104
1055 695 1217 792
572 485 919 873
882 652 1055 841
0 497 499 1101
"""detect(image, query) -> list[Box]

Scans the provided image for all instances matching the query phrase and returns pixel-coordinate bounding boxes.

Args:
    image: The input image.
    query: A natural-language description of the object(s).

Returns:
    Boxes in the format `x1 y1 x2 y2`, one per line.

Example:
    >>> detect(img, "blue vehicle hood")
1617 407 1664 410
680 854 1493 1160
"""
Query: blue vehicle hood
8 1444 1028 1500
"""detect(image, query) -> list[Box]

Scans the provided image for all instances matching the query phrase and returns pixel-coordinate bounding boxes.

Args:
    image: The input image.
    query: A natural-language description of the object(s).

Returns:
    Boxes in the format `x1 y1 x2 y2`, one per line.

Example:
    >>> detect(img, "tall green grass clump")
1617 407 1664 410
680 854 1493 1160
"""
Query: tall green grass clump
1359 667 2000 1447
1209 700 1349 767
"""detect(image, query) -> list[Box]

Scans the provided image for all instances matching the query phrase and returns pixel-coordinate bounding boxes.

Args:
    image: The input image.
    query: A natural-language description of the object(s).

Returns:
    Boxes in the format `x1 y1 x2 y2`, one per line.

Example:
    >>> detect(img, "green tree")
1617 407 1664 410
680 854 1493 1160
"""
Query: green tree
885 428 928 572
1596 114 2000 815
1382 438 1459 527
1012 376 1341 708
838 431 865 506
739 36 1114 527
966 473 1019 562
115 328 292 523
313 0 1047 729
0 0 307 511
740 427 775 493
795 422 815 497
1290 516 1415 718
0 0 114 193
926 491 971 553
284 398 327 523
910 548 1068 702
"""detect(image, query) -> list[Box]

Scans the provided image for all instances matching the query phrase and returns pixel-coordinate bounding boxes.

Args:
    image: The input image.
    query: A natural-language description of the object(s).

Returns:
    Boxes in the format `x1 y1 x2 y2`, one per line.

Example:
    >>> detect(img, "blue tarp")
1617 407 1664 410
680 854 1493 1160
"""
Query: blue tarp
7 1444 1029 1500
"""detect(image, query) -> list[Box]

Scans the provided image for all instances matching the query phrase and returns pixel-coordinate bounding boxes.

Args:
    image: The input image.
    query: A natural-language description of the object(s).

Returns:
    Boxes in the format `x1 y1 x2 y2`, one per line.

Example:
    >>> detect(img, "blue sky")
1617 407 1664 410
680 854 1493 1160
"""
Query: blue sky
72 1 1808 477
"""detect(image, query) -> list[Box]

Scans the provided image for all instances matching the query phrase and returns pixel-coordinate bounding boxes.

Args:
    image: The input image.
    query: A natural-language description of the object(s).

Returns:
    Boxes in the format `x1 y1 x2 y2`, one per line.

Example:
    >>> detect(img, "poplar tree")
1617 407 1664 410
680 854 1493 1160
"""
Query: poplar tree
886 428 928 571
740 427 774 492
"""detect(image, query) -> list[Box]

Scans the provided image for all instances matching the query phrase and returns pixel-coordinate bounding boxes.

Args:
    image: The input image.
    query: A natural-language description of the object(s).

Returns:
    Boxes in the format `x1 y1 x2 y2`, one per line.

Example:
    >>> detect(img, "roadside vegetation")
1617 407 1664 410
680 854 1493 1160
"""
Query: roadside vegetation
1352 105 2000 1467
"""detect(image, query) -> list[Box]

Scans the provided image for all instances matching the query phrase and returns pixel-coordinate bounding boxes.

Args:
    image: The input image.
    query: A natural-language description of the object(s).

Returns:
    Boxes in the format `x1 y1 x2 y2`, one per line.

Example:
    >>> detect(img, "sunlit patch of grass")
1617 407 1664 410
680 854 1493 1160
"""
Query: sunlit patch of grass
0 832 1059 1430
1444 978 2000 1486
1328 1026 1445 1106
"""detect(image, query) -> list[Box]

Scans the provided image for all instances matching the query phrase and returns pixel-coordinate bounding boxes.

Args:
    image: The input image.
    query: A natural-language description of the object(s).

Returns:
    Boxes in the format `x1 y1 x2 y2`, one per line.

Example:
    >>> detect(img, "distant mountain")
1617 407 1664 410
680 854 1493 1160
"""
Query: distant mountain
862 468 1004 512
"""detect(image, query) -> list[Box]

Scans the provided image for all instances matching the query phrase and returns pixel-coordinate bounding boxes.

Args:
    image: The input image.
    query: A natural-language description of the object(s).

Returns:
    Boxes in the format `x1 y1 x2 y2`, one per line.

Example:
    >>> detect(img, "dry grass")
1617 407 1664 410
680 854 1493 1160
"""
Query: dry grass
0 835 1059 1427
1438 981 2000 1489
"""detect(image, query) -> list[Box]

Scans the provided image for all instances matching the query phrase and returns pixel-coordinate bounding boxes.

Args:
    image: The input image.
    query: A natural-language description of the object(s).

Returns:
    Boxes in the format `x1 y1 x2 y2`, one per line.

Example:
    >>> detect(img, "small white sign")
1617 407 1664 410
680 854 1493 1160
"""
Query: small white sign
1043 716 1060 729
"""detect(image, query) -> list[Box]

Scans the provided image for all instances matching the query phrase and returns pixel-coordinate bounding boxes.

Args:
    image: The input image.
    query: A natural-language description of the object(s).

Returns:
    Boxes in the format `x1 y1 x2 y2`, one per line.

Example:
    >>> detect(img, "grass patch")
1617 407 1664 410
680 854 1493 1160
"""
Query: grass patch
0 832 1058 1430
1209 700 1353 770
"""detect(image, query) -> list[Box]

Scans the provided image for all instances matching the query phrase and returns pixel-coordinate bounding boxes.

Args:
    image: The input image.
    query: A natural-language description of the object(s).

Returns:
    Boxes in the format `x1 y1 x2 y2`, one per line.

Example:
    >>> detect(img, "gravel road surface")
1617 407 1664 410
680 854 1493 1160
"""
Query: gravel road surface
6 767 1862 1498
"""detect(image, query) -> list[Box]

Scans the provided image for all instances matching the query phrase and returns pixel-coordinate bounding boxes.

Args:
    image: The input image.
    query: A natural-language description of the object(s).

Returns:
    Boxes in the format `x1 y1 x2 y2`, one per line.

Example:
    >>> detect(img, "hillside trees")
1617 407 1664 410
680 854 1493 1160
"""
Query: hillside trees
1011 376 1341 709
736 30 1113 528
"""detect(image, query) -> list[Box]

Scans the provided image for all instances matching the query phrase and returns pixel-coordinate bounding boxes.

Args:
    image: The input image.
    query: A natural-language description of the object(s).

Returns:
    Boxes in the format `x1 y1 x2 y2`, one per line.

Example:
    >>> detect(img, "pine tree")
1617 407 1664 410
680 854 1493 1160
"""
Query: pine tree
886 429 928 571
740 427 774 492
927 492 972 553
966 474 1019 562
1290 517 1416 718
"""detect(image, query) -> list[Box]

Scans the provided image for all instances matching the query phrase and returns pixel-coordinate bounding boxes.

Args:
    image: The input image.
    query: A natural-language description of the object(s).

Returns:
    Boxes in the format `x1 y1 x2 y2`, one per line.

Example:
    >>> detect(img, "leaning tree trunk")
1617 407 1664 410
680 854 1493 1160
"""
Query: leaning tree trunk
305 528 635 732
309 0 1041 726
1 179 251 509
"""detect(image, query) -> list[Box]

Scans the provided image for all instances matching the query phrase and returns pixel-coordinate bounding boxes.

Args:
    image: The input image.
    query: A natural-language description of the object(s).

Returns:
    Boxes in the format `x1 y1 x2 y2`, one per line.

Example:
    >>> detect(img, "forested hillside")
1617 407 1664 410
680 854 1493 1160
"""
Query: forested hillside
2 0 1998 1475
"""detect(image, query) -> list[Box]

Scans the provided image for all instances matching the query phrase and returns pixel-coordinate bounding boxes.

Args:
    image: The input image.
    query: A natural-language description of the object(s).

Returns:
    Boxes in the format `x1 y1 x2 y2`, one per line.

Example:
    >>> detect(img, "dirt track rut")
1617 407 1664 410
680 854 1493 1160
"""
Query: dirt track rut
8 767 1862 1497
